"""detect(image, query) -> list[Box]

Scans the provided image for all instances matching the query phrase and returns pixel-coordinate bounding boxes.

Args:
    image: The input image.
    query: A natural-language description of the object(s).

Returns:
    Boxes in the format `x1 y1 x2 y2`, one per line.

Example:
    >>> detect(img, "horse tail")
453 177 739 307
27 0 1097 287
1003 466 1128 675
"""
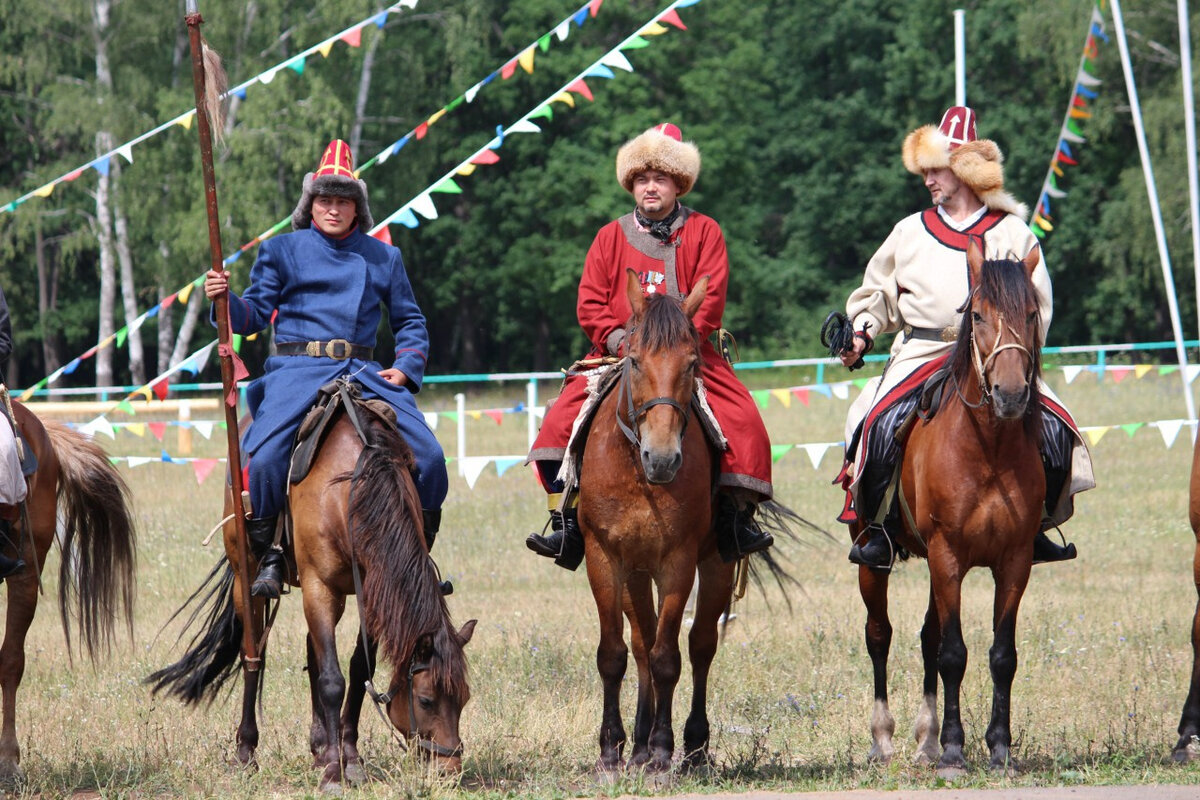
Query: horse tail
349 420 463 692
745 499 831 612
145 557 245 705
45 420 137 661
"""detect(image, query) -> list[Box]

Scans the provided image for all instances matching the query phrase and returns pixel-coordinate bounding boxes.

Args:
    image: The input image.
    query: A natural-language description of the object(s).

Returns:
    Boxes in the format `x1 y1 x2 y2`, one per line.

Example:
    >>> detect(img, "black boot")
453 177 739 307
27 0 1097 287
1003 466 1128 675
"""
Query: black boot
245 516 286 599
1033 530 1077 565
848 523 894 569
715 494 774 564
525 506 584 571
421 508 453 595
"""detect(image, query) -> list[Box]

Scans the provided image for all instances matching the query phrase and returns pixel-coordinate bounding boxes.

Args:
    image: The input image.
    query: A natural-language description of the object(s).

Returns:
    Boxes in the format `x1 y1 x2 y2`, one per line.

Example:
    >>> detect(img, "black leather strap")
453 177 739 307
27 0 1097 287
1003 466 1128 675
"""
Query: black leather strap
276 340 373 360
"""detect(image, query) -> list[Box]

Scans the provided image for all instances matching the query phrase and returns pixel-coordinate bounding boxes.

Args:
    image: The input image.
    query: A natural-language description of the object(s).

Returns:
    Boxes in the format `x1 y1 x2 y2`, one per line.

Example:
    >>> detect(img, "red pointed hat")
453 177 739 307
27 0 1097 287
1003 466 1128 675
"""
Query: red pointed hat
291 139 373 231
615 122 701 196
900 106 1027 219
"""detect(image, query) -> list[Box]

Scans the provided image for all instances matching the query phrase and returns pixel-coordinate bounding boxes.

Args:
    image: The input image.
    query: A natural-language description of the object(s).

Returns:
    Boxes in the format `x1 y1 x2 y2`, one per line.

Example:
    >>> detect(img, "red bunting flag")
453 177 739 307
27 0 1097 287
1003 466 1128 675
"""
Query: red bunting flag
192 458 219 485
340 27 362 47
790 387 811 406
470 149 500 165
415 122 429 140
152 379 169 401
372 226 393 245
567 79 594 101
484 409 503 425
501 59 518 80
149 422 167 441
160 292 178 308
659 8 687 30
589 0 603 16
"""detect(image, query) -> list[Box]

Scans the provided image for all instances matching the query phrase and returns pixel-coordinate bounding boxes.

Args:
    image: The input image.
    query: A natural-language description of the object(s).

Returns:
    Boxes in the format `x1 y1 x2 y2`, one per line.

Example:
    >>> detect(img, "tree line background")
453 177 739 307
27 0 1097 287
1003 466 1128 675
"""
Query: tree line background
0 0 1194 389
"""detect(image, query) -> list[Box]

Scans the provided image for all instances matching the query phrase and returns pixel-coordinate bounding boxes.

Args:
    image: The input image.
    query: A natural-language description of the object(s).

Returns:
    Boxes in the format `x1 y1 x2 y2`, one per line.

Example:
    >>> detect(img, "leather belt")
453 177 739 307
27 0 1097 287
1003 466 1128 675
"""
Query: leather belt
276 339 373 360
903 325 957 343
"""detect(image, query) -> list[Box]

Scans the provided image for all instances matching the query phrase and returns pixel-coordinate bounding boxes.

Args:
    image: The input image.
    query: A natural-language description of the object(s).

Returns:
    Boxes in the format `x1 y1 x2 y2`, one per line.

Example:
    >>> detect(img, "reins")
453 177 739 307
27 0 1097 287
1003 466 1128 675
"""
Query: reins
954 311 1034 409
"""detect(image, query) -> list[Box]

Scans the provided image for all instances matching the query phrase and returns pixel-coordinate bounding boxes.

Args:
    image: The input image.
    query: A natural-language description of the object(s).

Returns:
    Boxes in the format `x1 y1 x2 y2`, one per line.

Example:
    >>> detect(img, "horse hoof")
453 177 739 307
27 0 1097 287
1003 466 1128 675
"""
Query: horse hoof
343 762 368 786
936 763 968 780
912 748 938 767
867 743 895 764
593 762 623 785
1173 735 1200 763
989 759 1019 777
0 762 24 789
681 749 713 776
318 765 345 796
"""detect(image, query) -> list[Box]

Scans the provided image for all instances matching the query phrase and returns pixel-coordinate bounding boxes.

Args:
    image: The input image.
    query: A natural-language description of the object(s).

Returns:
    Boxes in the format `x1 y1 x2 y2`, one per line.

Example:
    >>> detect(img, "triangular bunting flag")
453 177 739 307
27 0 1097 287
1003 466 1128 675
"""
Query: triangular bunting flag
494 456 523 477
1062 365 1085 384
518 46 536 74
801 443 831 469
1134 364 1154 379
340 27 362 47
484 410 503 425
423 412 439 430
1110 366 1133 383
769 389 791 408
149 422 166 441
567 79 594 101
1084 426 1108 446
1158 419 1185 448
1120 423 1144 438
770 444 793 464
192 421 215 439
750 390 769 409
411 192 438 220
461 457 491 489
192 459 219 485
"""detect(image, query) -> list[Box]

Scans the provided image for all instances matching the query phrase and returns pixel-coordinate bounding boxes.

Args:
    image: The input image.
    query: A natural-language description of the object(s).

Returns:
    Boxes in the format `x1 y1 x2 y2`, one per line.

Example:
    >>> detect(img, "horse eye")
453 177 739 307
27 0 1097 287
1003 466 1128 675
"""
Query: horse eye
629 357 640 372
972 311 983 324
1027 312 1036 327
418 695 434 710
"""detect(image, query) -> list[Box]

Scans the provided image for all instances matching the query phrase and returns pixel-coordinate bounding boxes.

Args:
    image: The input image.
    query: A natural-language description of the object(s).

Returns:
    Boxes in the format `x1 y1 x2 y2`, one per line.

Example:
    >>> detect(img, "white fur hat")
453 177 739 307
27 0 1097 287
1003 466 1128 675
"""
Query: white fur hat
615 123 701 196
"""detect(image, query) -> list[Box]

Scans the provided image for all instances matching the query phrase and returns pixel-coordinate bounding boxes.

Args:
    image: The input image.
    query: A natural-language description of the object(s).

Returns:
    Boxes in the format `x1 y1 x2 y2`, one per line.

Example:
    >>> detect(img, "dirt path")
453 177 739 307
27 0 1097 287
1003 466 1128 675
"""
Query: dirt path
620 786 1200 800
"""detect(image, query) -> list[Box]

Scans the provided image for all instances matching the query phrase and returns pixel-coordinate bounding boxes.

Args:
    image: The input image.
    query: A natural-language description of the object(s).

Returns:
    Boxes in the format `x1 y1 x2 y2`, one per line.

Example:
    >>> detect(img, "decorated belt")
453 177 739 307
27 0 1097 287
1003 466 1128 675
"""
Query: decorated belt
276 339 373 360
903 325 957 343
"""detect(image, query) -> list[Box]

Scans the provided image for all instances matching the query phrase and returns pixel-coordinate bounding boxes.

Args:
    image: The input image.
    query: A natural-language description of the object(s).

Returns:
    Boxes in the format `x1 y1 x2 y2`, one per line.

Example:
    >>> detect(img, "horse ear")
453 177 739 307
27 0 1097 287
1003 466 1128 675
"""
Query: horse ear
625 269 645 316
1022 245 1041 277
966 235 985 288
458 619 477 646
682 275 709 319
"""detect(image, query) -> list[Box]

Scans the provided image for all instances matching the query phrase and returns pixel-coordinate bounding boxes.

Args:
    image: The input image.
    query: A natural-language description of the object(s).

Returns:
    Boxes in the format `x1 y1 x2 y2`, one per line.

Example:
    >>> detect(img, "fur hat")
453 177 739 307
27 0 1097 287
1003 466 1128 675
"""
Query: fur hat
901 107 1027 219
291 139 373 231
615 123 702 196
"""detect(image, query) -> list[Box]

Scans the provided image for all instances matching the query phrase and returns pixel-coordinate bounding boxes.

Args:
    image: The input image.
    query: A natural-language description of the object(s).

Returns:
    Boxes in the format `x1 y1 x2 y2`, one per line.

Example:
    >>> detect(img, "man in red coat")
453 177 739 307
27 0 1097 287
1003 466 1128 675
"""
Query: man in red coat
525 123 774 569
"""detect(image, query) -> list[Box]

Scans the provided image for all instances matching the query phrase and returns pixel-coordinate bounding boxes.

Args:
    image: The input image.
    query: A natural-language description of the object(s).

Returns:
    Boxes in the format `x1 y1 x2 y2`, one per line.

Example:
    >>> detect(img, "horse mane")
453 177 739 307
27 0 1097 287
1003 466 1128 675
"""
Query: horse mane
346 418 468 699
948 255 1044 437
633 293 702 356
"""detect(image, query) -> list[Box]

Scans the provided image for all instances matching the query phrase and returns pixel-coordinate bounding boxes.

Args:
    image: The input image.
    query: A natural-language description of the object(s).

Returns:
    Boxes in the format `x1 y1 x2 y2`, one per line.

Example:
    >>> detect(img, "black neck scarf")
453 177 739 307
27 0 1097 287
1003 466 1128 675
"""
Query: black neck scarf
635 202 681 243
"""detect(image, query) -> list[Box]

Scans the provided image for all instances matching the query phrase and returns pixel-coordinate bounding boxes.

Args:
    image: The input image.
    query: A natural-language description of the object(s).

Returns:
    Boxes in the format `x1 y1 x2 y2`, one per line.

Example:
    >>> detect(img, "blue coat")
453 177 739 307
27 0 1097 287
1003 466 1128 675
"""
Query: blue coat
218 225 446 517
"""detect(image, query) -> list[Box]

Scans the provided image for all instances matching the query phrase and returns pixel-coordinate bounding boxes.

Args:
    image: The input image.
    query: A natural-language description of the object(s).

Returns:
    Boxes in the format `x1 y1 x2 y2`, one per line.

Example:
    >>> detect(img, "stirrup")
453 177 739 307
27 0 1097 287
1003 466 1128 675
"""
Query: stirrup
848 524 894 571
250 547 287 599
1032 529 1077 565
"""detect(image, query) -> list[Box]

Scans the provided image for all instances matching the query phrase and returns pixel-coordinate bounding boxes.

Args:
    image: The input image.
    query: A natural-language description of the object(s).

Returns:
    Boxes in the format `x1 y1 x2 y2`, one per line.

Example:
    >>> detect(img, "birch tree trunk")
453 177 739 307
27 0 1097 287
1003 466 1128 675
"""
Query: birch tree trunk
113 162 146 385
92 0 116 392
349 6 382 156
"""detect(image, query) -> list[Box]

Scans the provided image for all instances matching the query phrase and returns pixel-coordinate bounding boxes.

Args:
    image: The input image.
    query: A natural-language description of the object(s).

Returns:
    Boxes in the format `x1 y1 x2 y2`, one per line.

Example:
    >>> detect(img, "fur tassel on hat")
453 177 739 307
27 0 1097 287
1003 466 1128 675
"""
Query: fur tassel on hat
616 126 702 196
901 123 1027 220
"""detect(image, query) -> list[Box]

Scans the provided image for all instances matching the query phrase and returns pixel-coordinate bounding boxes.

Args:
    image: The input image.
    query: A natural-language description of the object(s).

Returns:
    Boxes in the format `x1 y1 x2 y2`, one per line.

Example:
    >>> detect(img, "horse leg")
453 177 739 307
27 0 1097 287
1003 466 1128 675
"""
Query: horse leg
985 562 1031 774
586 550 628 773
928 559 968 778
624 572 657 769
0 576 37 782
307 634 329 762
229 573 264 769
913 585 941 765
1175 537 1200 761
338 633 374 786
303 584 348 790
858 562 896 763
682 555 734 772
643 555 693 773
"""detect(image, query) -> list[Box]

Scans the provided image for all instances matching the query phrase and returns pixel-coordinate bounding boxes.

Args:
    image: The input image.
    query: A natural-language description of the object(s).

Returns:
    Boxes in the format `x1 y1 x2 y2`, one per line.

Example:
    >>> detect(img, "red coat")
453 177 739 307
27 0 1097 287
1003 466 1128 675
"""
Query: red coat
529 209 772 499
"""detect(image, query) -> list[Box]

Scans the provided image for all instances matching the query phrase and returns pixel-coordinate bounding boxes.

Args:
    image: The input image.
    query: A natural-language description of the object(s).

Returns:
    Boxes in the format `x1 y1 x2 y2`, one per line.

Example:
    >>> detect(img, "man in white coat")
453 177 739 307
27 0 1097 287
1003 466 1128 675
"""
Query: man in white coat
836 106 1094 569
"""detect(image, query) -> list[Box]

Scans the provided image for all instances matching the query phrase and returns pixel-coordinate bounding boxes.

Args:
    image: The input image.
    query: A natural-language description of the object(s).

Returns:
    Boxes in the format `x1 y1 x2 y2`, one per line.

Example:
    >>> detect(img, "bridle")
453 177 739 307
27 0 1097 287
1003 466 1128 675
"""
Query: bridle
614 343 691 452
362 653 464 759
960 309 1034 408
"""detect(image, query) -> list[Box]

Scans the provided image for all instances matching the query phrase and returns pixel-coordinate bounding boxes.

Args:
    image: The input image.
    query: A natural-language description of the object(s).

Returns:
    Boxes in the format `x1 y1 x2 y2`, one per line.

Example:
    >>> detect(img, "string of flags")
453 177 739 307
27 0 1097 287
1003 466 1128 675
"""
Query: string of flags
0 2 422 216
16 0 629 398
1031 0 1108 238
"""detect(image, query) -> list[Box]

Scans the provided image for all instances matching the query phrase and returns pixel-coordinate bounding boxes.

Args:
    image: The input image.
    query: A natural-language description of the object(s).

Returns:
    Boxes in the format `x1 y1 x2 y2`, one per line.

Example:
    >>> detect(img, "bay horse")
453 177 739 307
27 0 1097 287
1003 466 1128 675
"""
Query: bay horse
852 239 1046 777
0 400 137 782
148 389 474 791
578 269 786 774
1173 432 1200 762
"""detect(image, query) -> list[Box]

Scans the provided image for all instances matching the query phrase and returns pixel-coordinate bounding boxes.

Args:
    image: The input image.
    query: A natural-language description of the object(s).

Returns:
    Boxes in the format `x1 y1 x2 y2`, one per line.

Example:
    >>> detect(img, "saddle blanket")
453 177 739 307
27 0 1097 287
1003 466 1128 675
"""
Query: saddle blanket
0 417 27 506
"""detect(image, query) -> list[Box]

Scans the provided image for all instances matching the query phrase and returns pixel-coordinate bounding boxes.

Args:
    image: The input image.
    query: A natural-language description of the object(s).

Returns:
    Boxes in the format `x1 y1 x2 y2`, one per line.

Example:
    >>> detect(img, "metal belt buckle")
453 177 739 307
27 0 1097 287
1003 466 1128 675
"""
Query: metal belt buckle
324 338 352 360
941 327 957 343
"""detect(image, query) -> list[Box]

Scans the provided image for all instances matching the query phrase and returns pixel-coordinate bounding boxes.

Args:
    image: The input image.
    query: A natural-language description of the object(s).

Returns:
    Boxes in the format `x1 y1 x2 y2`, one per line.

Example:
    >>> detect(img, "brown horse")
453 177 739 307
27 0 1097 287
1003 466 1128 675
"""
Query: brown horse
1173 433 1200 762
0 401 137 782
852 240 1046 777
149 395 474 790
578 269 753 774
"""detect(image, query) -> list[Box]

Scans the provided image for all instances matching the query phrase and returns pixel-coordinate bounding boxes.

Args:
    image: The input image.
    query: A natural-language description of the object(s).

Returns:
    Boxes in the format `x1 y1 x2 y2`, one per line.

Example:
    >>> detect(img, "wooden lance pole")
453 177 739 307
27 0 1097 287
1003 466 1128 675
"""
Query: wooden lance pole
183 1 262 671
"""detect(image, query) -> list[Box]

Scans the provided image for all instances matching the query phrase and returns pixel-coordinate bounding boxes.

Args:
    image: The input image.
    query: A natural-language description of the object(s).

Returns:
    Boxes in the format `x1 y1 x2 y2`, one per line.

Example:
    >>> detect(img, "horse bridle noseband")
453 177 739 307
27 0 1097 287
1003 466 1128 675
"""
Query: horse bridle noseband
962 311 1034 408
615 354 690 451
363 654 464 759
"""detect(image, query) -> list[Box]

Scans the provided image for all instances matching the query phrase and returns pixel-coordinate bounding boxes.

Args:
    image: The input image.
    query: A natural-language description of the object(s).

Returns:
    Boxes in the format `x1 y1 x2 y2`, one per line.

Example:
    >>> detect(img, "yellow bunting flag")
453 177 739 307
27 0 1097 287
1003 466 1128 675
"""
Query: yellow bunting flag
518 46 535 74
1084 427 1108 446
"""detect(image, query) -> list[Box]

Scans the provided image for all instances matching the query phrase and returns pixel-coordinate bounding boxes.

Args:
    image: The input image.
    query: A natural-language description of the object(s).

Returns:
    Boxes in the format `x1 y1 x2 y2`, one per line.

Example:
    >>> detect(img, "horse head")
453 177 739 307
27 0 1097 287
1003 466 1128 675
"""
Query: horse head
386 618 476 772
621 268 707 484
963 238 1042 421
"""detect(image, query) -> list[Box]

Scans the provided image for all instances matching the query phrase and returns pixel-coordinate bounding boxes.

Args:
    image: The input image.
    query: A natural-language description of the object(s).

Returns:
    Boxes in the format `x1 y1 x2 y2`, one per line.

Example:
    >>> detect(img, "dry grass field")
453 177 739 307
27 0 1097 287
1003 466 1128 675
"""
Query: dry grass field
6 364 1200 798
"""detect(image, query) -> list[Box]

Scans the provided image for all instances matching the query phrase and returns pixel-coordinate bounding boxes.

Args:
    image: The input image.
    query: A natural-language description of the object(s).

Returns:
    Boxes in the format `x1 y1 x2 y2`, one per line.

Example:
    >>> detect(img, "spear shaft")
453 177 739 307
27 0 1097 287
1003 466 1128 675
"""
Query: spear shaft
184 2 261 670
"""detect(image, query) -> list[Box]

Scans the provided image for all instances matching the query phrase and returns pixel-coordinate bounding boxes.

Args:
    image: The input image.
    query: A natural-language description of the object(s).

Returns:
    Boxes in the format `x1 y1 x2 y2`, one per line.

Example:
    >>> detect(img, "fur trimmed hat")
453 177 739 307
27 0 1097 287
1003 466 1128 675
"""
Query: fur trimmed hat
900 107 1027 219
291 139 373 231
616 123 702 196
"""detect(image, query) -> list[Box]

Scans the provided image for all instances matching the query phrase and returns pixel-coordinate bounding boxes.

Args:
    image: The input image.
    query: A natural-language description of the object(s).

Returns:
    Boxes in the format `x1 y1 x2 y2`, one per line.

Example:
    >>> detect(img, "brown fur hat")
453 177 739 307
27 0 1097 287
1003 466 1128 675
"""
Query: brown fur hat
291 139 374 231
616 123 701 196
901 108 1027 219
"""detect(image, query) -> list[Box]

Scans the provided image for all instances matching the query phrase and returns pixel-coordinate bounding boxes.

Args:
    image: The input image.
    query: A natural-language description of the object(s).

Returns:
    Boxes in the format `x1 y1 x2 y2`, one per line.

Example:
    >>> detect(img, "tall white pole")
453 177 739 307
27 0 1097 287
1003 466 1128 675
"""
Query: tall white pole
1112 0 1197 422
954 9 966 106
1181 0 1200 348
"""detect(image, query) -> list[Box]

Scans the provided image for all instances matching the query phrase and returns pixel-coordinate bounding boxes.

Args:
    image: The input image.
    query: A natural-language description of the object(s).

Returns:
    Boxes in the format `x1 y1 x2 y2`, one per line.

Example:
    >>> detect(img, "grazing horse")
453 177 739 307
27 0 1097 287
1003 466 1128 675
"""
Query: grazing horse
852 240 1046 777
149 393 474 791
0 401 137 781
579 269 744 774
1173 434 1200 762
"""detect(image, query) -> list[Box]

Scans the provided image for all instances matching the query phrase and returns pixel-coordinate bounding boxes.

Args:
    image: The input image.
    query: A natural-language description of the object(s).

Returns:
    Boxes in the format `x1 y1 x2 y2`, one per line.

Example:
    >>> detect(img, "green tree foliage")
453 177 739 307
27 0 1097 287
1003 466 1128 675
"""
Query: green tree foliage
0 0 1195 387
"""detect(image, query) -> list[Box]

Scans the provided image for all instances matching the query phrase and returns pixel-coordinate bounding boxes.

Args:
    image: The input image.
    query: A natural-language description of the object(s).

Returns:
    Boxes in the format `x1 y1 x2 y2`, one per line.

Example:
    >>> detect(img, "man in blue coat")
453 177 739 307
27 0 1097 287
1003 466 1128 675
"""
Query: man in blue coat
204 139 447 599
